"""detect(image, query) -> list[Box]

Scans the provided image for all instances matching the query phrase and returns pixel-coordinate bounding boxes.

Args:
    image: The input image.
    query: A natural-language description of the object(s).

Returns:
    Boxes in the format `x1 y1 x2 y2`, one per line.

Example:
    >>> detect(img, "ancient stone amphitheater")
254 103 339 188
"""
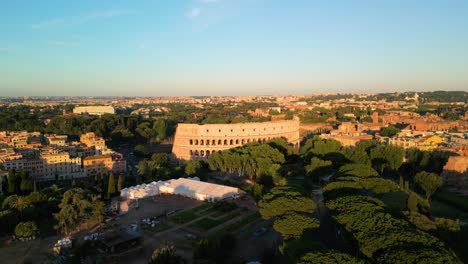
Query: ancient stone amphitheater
172 120 300 160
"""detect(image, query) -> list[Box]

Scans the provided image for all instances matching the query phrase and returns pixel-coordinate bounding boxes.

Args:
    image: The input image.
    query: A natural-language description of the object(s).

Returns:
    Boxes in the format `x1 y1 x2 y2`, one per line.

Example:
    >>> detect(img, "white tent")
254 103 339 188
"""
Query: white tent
159 178 239 201
120 178 239 201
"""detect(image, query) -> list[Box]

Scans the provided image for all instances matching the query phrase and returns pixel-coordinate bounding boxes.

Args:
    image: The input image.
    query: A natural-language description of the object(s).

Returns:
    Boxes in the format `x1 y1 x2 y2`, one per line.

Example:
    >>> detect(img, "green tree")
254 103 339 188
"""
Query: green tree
138 160 148 177
299 250 364 264
151 153 169 168
134 144 149 157
150 245 185 264
117 175 124 192
342 147 371 166
7 170 17 194
54 188 91 235
370 145 404 173
19 169 33 193
273 212 320 239
1 175 8 194
250 183 264 200
153 119 168 140
2 195 31 220
305 157 333 182
185 160 203 176
91 199 105 224
15 221 39 238
107 173 116 199
259 187 316 219
381 125 401 137
414 171 443 201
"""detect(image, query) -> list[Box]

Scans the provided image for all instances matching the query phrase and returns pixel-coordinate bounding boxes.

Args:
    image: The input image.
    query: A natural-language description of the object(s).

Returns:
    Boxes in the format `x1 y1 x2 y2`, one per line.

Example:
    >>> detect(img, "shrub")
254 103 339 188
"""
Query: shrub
15 221 39 238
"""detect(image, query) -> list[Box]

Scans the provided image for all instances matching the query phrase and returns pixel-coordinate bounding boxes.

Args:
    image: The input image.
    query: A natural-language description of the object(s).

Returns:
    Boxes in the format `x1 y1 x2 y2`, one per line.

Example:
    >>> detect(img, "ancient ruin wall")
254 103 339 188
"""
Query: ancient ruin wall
172 120 300 160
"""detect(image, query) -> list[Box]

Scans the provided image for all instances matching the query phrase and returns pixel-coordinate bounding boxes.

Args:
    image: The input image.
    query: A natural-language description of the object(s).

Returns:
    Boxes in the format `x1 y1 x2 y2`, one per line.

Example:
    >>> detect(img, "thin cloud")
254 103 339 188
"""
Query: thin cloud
31 10 136 29
79 9 137 23
46 40 77 47
198 0 220 3
31 18 65 29
188 8 202 19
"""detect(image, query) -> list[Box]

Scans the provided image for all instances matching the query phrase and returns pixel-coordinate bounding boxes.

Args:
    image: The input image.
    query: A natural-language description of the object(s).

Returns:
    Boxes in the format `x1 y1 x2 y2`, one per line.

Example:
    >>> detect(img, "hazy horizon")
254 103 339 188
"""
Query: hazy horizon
1 0 468 96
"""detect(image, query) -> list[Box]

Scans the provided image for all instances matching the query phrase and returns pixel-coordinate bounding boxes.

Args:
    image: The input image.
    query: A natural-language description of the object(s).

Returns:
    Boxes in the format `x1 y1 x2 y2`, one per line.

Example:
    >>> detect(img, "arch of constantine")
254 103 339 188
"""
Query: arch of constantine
172 120 300 160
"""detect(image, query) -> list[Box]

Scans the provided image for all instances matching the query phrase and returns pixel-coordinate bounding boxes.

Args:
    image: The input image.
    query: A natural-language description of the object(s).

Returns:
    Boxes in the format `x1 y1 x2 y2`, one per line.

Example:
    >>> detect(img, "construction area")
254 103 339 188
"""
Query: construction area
101 194 279 263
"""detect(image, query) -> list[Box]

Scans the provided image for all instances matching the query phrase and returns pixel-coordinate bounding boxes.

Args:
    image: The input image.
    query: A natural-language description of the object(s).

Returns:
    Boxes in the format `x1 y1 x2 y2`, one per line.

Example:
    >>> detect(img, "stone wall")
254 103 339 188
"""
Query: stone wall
172 120 300 160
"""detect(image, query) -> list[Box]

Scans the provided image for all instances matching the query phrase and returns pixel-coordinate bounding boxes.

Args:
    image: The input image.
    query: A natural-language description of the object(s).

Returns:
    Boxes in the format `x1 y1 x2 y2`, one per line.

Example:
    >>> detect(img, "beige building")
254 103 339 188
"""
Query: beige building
80 132 106 154
83 154 127 176
172 120 300 160
320 122 373 147
40 152 84 180
45 134 68 146
73 106 115 115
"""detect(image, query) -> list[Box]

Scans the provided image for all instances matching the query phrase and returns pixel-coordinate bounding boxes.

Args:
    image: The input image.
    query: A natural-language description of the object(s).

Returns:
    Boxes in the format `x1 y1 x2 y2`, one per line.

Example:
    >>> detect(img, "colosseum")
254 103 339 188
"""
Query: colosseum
172 120 300 160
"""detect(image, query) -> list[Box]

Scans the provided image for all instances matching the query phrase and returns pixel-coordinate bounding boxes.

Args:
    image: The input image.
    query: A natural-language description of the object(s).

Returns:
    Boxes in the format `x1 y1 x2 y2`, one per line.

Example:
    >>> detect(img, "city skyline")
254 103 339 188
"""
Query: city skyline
1 0 468 96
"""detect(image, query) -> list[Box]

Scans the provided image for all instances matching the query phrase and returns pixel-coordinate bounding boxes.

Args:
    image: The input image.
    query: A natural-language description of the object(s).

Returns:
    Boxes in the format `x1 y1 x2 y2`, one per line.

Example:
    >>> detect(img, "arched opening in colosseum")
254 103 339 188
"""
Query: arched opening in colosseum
257 138 261 143
247 139 250 143
241 139 245 144
200 150 205 156
206 140 210 146
206 150 210 156
189 139 193 145
218 150 222 153
218 139 222 145
224 139 228 145
236 139 239 144
230 139 233 145
195 139 199 145
200 139 204 145
212 140 216 145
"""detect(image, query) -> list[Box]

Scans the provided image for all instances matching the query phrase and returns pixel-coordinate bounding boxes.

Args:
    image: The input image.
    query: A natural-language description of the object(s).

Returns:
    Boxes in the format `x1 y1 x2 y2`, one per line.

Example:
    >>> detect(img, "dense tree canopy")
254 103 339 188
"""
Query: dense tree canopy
54 188 91 235
150 245 185 264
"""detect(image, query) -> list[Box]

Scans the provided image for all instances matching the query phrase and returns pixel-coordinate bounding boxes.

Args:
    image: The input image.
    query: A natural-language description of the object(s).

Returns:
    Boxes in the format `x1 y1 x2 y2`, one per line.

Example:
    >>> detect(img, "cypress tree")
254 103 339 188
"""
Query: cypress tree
117 175 124 192
7 170 17 194
107 173 116 199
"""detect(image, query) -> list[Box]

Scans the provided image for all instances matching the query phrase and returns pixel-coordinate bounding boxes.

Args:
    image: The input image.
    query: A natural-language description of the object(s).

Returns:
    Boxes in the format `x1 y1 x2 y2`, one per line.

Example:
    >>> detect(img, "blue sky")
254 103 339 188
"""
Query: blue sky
1 0 467 96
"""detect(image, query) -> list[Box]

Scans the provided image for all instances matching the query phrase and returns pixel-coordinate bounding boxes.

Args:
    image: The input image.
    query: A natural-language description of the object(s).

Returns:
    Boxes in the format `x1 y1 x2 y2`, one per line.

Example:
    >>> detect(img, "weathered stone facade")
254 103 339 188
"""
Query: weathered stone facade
172 120 300 160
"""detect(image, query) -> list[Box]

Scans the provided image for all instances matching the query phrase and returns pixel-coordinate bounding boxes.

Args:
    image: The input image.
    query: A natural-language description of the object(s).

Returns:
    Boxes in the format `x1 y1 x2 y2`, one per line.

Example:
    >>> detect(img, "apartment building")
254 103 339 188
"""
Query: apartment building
83 154 126 176
40 152 84 180
80 132 107 154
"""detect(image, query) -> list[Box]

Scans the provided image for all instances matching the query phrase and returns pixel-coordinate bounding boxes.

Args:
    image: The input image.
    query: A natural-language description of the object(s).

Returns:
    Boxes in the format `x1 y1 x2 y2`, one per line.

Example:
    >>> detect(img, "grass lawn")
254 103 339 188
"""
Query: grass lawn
189 210 243 231
169 204 210 224
169 210 200 225
192 203 212 213
143 222 172 233
190 218 221 231
224 212 261 233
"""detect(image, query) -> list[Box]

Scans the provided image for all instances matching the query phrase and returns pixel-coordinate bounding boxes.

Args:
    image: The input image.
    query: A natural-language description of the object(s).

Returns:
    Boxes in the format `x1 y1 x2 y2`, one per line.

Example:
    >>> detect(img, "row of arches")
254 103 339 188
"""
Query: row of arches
189 149 221 157
189 138 270 146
